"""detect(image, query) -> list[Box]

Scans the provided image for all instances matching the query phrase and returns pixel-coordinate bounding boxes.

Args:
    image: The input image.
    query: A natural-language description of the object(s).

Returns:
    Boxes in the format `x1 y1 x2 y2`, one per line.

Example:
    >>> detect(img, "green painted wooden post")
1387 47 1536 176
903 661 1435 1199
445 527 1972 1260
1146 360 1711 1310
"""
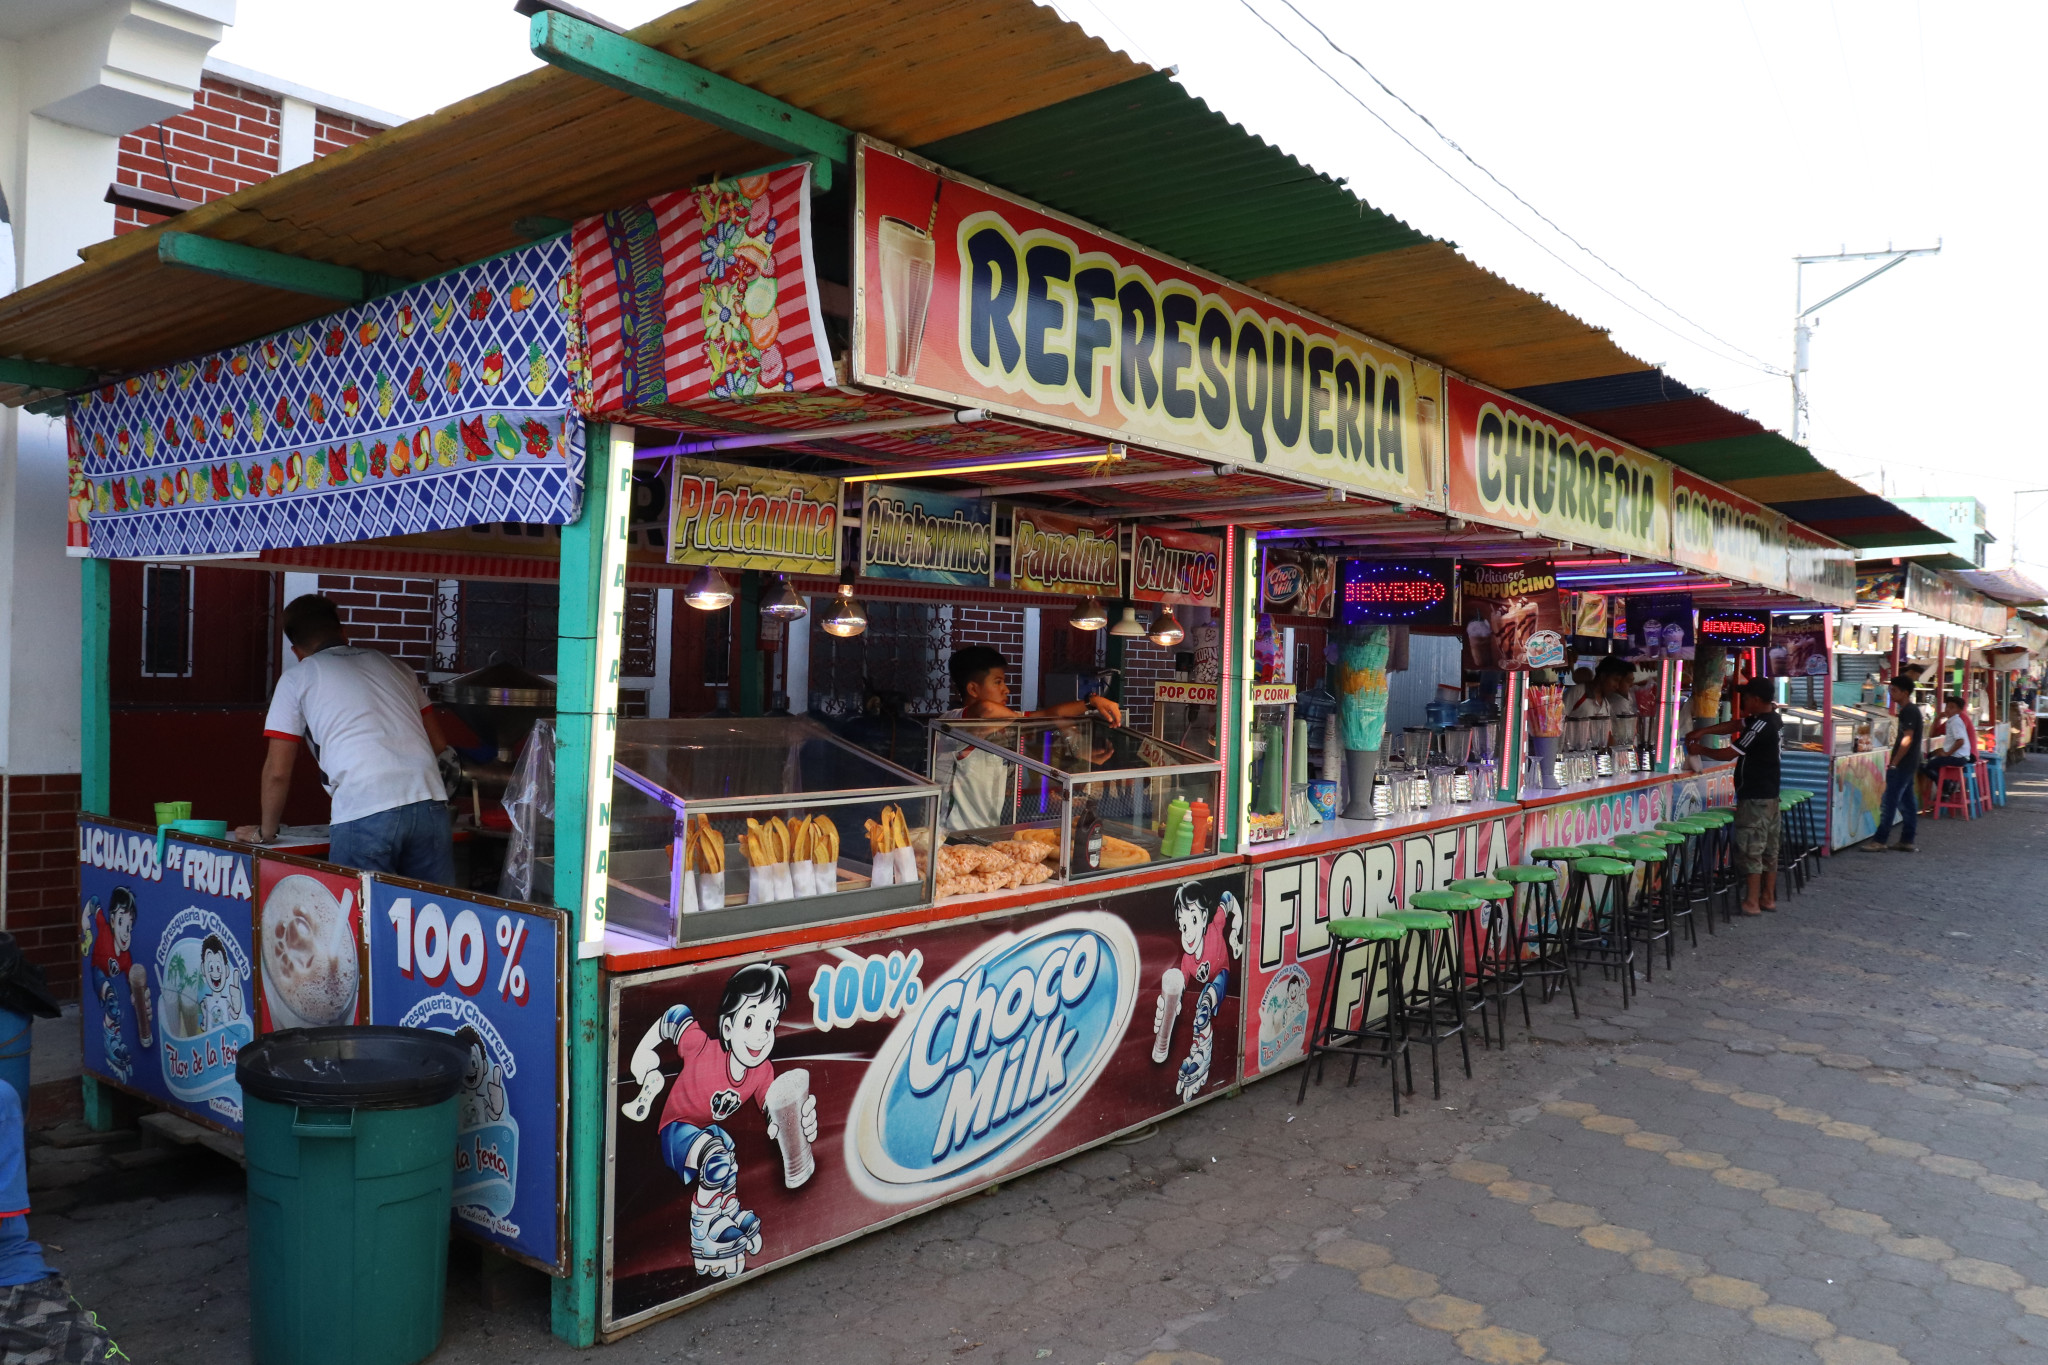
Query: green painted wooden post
79 556 115 1130
549 423 630 1346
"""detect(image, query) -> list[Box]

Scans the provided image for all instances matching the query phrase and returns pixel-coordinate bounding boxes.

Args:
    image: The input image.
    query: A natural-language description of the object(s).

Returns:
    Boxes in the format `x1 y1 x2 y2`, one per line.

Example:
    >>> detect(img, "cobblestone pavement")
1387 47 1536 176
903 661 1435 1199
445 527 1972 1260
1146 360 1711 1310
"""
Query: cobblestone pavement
39 767 2048 1364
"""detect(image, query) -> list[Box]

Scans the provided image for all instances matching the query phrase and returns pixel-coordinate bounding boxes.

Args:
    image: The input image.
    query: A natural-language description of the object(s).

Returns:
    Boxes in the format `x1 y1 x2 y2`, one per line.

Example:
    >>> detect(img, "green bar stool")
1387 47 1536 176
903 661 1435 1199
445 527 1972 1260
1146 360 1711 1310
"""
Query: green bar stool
1609 839 1676 975
1384 893 1477 1100
1636 827 1702 949
1497 864 1575 1018
1297 915 1411 1113
1782 787 1823 884
1655 819 1716 937
1776 789 1811 897
1569 856 1638 1009
1531 846 1595 954
1690 809 1738 920
1449 877 1518 1050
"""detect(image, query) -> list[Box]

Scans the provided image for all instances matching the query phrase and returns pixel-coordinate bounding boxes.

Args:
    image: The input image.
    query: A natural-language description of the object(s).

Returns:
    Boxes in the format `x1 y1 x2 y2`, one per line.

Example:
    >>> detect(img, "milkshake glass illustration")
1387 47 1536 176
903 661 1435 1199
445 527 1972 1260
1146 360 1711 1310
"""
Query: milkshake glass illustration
766 1068 814 1188
878 217 936 380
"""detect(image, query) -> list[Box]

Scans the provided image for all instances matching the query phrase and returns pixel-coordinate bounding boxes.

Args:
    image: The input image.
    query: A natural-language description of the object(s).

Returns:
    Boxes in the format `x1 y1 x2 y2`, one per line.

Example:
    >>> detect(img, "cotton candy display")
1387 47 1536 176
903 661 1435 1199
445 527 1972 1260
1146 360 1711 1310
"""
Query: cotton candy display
1338 625 1391 752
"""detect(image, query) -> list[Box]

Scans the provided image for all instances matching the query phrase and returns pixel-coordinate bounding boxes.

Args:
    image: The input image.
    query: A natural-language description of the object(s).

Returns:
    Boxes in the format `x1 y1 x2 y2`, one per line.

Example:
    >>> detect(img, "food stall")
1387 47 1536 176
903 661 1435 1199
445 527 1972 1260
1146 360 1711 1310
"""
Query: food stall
5 2 1887 1344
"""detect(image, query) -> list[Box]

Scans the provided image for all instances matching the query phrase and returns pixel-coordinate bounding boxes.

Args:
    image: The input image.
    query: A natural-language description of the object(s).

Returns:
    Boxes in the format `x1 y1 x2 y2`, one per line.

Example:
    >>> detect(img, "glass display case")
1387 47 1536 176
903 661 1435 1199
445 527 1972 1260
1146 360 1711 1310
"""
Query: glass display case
929 718 1222 890
1780 706 1858 755
576 717 940 947
1842 703 1898 754
1247 685 1298 843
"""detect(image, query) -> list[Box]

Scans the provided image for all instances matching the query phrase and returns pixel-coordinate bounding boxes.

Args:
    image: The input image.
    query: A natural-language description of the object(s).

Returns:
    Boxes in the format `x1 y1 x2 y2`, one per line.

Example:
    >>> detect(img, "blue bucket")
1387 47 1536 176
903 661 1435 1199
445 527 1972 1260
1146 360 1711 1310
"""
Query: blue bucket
0 1006 32 1102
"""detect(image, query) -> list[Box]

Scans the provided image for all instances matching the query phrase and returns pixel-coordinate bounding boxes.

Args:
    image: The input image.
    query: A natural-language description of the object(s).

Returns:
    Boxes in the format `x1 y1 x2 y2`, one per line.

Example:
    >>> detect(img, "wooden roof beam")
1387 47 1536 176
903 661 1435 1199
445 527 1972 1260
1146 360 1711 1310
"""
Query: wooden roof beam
529 10 853 190
0 357 95 392
156 232 396 303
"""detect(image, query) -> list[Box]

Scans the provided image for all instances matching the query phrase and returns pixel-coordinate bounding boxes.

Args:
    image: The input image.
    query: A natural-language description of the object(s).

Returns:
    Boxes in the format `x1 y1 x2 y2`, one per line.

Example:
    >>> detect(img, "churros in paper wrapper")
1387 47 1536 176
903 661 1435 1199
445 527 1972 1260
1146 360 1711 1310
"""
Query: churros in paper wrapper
864 805 917 887
682 814 725 913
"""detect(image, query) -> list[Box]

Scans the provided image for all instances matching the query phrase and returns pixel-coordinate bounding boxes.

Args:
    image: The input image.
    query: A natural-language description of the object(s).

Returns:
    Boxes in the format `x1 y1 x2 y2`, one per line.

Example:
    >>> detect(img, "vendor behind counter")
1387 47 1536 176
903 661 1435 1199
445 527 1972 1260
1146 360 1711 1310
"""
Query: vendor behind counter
233 594 457 882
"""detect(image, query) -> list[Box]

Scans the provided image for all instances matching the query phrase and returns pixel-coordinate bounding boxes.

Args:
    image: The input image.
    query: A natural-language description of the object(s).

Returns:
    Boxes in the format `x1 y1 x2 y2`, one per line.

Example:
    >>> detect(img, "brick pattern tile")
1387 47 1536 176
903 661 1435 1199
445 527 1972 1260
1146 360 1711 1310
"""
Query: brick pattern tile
315 574 437 678
113 79 386 234
2 774 82 1001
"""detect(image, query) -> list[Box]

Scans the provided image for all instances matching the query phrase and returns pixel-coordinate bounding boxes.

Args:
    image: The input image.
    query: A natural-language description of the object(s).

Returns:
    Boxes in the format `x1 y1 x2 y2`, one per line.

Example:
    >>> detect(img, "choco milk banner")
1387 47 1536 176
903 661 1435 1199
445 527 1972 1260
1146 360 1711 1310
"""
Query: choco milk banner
854 138 1444 509
1446 378 1671 563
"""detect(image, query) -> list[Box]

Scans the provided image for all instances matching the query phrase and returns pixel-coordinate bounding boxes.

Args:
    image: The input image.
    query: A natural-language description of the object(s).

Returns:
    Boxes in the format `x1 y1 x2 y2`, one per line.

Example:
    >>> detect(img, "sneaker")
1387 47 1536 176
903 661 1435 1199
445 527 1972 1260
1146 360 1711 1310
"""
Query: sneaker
1860 842 1888 853
1893 843 1918 853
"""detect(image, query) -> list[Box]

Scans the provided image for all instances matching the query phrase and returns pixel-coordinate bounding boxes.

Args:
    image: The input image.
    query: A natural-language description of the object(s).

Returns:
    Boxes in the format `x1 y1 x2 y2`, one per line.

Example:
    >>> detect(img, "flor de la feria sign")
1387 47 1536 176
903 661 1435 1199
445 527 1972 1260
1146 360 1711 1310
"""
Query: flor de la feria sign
853 138 1444 510
1446 378 1673 563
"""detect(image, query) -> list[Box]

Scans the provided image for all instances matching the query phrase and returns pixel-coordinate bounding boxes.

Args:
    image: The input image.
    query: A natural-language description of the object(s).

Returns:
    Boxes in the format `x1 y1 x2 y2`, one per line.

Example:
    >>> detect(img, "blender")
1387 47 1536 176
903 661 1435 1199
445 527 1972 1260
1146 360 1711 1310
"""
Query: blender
1445 725 1476 803
1610 713 1639 772
1403 727 1433 811
1590 711 1615 776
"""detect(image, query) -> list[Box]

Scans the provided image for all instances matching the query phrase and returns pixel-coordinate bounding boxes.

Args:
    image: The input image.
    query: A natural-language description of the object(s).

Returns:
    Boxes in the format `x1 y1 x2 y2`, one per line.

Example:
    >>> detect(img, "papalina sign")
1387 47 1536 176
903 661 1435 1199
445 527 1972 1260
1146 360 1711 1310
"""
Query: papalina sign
1008 507 1120 596
1447 378 1671 562
854 139 1443 510
1127 526 1221 608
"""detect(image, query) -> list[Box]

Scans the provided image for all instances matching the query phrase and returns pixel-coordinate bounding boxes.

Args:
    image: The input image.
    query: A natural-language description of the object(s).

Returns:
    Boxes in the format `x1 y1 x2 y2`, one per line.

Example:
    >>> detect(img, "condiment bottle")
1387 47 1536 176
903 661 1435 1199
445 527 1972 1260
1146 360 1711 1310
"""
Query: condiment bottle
1160 796 1190 855
1187 799 1211 854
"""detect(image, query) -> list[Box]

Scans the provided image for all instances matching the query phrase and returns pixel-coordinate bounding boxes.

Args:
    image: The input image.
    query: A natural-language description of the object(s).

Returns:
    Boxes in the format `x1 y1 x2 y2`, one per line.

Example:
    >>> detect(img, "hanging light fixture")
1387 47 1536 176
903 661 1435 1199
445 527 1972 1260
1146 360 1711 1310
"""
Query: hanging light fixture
1146 604 1185 648
1070 595 1109 631
821 579 867 638
1108 605 1146 638
683 565 734 611
763 575 808 621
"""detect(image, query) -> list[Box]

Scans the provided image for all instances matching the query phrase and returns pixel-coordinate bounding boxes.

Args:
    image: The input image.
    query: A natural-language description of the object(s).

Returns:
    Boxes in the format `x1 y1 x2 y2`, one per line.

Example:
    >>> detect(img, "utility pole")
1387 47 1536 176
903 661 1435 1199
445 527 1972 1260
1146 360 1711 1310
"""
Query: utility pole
1792 242 1941 443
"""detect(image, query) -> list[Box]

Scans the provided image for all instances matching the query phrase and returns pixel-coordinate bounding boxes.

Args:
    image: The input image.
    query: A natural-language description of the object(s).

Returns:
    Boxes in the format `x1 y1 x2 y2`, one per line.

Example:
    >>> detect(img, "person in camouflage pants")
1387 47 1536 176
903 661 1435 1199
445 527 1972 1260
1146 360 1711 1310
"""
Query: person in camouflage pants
0 1083 120 1364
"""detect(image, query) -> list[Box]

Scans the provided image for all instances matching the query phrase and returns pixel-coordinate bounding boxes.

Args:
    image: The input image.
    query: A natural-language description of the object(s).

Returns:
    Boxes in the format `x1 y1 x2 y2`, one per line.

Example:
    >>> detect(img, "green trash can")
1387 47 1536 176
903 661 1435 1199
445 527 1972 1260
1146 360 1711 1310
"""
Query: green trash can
237 1026 469 1365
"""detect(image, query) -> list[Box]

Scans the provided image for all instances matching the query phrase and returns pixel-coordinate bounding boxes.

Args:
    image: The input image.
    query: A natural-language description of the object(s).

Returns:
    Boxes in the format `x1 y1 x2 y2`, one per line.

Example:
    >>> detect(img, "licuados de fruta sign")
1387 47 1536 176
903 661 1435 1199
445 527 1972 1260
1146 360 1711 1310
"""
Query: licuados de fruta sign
1446 378 1672 562
852 138 1443 509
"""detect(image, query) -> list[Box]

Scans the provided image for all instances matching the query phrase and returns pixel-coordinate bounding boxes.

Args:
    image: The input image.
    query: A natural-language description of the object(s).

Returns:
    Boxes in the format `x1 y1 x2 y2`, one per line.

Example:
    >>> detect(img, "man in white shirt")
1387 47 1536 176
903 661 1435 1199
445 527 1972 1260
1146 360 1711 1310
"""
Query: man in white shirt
232 595 455 882
1926 693 1973 771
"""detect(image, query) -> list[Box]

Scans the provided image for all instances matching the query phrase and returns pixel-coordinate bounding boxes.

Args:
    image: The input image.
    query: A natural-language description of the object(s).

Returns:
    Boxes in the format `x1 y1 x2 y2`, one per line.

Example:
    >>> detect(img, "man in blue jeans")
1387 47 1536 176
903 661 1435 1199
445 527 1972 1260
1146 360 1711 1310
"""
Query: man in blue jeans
1864 674 1925 853
233 595 456 883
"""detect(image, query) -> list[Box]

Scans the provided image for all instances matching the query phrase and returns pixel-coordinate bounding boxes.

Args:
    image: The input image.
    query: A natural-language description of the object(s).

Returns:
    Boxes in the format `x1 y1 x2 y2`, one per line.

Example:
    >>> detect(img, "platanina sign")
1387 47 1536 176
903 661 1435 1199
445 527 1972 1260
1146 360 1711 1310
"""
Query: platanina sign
668 456 842 575
854 139 1443 509
1447 379 1671 562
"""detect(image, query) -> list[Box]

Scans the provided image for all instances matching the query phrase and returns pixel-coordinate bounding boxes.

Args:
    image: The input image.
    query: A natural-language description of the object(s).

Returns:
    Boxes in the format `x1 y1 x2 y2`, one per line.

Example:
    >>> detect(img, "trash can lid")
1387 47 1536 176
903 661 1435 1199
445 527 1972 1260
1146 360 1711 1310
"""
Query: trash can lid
237 1026 468 1111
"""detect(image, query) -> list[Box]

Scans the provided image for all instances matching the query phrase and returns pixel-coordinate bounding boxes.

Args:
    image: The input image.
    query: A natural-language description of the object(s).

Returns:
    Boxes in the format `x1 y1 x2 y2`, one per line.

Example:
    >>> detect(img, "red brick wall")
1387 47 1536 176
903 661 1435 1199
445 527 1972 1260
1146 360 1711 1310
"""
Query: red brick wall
317 575 437 678
1118 635 1181 735
314 111 378 158
114 78 385 235
4 775 83 1001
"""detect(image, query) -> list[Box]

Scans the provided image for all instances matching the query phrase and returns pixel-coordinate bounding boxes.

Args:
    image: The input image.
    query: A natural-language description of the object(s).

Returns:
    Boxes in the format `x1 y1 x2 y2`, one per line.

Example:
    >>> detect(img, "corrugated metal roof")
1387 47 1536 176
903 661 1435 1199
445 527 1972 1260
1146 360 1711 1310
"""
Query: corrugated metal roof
916 72 1430 280
0 0 1152 393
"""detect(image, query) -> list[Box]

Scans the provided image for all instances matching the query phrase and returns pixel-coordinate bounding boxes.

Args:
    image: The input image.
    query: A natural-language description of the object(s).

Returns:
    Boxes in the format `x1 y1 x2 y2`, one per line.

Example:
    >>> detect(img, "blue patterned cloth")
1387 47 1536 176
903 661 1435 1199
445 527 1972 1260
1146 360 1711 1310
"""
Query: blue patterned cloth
67 236 589 558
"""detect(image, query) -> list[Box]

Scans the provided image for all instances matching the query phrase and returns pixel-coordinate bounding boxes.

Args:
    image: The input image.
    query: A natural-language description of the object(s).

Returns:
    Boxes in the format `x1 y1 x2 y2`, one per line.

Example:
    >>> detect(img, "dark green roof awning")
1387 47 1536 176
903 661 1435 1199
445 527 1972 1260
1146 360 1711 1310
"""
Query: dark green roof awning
917 72 1430 282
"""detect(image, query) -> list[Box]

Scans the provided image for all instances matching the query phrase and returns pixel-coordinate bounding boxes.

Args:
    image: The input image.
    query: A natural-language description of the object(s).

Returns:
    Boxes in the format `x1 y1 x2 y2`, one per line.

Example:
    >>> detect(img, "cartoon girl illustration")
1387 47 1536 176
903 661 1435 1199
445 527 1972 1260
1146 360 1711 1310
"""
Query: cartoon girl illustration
1151 883 1244 1101
196 934 245 1032
619 963 818 1279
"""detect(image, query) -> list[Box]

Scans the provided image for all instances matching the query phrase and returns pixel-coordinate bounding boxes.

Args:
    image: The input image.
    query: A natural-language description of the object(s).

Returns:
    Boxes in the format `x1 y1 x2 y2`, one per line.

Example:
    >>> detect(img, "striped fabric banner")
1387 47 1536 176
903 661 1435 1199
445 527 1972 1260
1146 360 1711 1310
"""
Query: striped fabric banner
573 163 835 416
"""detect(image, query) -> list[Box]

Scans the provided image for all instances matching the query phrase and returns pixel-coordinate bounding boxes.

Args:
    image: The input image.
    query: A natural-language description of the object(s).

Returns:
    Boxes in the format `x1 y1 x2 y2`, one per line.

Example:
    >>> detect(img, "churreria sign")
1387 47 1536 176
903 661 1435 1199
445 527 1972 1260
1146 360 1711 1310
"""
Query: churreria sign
1447 379 1671 562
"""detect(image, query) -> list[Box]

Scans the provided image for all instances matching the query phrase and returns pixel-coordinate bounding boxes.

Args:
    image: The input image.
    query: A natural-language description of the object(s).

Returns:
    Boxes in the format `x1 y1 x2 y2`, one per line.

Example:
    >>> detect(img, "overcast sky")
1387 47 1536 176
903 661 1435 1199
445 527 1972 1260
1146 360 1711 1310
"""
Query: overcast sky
214 0 2048 576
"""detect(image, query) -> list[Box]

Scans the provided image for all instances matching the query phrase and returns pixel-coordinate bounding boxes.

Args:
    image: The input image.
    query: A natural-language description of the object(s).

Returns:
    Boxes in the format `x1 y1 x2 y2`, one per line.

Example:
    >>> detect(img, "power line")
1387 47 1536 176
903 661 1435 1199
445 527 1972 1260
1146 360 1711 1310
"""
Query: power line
1268 0 1789 378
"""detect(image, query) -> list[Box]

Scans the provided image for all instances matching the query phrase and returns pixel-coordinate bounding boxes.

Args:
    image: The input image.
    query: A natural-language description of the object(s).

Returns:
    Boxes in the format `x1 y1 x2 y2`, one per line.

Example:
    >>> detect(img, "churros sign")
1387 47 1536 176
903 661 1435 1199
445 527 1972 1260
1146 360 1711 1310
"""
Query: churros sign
1009 508 1120 596
667 456 842 575
1127 526 1221 608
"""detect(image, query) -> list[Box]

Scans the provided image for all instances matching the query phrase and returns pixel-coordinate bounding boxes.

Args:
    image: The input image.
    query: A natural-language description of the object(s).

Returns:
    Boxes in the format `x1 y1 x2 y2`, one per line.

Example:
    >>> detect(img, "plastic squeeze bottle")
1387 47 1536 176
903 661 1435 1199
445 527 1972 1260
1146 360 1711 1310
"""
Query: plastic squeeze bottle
1160 796 1190 855
1186 799 1211 855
